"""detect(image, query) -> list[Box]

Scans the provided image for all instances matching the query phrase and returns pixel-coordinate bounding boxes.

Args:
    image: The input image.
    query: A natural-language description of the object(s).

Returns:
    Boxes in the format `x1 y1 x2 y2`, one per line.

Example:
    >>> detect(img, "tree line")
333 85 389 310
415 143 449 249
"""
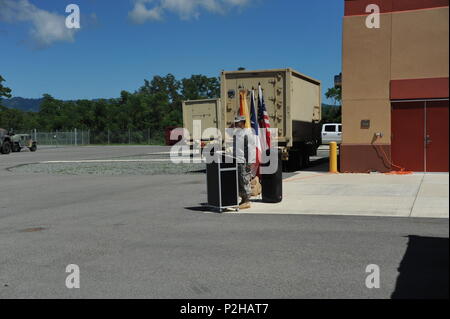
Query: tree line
0 74 220 134
0 73 341 136
323 81 342 123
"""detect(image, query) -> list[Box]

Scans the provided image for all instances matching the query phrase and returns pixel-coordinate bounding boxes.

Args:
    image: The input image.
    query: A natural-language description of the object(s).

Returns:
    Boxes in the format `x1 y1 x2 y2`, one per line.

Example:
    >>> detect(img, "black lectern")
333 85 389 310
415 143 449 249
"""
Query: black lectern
206 152 239 212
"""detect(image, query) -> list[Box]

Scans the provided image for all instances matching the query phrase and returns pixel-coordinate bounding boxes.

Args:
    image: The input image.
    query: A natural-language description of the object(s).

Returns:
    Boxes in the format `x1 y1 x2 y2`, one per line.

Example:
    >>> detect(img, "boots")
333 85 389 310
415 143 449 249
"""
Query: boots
239 202 251 210
250 176 262 197
239 197 251 210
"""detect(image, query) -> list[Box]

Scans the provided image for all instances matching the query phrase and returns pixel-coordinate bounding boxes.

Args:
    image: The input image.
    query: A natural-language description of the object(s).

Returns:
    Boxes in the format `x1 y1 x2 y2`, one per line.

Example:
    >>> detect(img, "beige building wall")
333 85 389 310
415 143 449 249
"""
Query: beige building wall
342 14 393 144
341 6 449 172
342 99 391 144
391 7 449 80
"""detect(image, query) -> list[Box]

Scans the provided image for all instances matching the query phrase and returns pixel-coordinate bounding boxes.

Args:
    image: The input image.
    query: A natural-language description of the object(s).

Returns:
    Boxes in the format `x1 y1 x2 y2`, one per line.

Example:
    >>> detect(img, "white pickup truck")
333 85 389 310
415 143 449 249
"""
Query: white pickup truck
321 123 342 144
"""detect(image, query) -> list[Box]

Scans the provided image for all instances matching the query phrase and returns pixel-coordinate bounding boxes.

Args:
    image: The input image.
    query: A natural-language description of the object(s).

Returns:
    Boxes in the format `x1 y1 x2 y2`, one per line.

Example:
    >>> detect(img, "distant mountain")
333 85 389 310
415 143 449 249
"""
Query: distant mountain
0 97 43 112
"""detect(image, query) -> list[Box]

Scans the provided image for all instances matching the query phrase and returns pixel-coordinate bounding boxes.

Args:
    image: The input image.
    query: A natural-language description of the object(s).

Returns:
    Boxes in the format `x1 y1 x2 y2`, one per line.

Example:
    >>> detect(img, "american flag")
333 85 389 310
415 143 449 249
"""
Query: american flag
258 84 271 152
250 89 262 169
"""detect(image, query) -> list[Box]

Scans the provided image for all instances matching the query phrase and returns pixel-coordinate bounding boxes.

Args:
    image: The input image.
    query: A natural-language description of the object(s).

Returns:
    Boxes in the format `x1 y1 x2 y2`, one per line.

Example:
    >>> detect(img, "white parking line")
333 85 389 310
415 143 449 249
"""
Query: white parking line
40 158 205 164
148 150 201 155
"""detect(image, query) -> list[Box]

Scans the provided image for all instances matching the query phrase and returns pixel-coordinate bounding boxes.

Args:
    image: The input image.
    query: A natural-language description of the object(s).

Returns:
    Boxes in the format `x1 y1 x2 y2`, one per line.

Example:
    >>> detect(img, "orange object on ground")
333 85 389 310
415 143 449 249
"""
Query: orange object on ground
373 143 413 175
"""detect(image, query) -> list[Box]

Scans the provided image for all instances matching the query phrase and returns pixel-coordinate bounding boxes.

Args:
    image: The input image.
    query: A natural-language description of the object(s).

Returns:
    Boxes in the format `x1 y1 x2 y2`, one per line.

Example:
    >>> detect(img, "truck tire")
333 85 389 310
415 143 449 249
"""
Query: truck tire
301 153 310 168
286 149 301 172
29 143 37 152
1 141 11 154
12 143 21 152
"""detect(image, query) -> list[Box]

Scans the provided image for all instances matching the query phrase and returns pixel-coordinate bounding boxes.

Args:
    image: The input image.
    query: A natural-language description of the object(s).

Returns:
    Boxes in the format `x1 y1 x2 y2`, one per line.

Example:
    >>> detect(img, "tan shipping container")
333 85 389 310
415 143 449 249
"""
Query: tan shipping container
182 98 221 142
220 68 321 148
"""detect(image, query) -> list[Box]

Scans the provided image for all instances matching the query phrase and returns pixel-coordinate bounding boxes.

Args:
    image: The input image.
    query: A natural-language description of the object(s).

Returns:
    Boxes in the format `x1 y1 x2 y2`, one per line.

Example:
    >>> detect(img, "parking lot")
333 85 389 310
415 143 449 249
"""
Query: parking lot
0 146 448 298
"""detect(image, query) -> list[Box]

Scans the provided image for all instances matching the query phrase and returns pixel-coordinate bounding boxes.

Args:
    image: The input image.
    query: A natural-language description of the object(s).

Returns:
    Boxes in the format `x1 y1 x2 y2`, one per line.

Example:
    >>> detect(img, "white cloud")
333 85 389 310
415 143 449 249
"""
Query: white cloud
0 0 78 48
128 0 164 23
128 0 252 23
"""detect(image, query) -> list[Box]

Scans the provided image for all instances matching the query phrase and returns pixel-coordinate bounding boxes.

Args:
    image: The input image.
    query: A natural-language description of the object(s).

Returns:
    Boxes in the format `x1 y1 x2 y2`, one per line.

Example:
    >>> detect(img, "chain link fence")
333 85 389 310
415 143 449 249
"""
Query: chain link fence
25 129 165 146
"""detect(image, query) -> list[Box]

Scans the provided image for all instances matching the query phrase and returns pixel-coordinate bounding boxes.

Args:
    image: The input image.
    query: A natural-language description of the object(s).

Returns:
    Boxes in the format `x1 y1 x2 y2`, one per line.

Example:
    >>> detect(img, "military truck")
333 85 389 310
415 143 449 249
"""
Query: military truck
182 99 221 148
11 133 37 152
182 68 322 170
0 128 12 155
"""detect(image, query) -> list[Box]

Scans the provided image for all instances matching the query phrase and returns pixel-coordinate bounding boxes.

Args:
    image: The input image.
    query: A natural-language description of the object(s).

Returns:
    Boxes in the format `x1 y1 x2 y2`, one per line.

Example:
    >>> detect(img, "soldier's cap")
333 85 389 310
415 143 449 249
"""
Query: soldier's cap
234 115 246 123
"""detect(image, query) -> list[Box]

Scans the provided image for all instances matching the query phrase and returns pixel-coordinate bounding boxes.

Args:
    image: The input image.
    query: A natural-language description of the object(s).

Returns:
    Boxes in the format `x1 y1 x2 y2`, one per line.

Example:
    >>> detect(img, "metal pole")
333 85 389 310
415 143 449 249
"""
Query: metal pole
75 128 77 147
329 142 338 173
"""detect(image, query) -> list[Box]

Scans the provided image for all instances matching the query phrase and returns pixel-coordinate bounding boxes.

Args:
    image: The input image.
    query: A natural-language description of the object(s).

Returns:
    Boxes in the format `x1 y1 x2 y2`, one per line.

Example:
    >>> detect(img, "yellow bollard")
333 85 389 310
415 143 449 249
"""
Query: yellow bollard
329 142 338 173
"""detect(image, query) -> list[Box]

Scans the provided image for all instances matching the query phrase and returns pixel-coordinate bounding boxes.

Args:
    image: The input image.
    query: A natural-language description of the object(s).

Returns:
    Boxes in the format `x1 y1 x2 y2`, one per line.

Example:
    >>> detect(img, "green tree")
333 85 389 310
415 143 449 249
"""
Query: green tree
0 75 12 99
321 104 341 124
323 83 342 124
181 75 220 100
0 72 223 143
325 86 342 106
139 74 181 103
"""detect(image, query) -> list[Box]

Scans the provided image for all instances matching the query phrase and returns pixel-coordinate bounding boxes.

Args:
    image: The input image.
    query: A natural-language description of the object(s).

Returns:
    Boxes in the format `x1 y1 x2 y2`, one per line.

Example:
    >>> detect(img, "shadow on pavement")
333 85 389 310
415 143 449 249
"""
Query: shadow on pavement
391 235 449 299
303 157 330 172
282 157 330 177
185 204 220 214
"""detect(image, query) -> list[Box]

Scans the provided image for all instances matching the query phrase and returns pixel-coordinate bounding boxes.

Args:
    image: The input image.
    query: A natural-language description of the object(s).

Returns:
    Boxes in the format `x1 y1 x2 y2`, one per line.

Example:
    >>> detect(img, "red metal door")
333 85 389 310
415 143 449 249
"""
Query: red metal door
391 102 425 171
426 100 449 172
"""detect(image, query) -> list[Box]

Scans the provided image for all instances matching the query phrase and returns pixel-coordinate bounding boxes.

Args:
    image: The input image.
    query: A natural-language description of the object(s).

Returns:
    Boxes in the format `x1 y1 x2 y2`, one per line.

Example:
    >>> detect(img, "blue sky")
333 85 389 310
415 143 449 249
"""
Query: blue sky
0 0 344 103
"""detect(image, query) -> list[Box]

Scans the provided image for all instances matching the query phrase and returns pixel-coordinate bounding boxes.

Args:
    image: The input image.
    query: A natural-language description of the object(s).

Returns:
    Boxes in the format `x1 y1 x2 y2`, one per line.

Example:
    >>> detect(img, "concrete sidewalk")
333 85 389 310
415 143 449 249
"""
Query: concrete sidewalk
245 172 449 218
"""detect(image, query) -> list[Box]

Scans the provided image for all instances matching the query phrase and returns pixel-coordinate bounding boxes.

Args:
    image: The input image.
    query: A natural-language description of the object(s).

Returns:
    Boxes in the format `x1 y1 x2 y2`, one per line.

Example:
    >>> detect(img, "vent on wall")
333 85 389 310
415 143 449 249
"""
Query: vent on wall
361 120 371 129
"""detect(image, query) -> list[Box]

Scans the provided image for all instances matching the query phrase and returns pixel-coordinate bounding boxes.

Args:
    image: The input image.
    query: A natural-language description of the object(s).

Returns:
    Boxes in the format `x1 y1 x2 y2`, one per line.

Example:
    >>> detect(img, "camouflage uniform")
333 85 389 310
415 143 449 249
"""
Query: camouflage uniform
238 163 252 202
233 128 254 203
231 117 256 204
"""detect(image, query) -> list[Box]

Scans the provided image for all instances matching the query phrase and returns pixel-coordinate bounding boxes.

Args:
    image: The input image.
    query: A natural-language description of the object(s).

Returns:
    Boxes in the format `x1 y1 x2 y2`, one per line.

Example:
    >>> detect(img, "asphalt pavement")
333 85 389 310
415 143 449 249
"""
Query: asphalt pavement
0 146 448 298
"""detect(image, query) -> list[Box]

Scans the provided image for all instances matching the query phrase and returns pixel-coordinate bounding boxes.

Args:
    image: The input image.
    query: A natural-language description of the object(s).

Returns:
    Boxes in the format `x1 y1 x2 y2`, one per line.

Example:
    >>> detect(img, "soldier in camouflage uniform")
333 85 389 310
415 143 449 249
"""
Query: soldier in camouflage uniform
233 116 253 209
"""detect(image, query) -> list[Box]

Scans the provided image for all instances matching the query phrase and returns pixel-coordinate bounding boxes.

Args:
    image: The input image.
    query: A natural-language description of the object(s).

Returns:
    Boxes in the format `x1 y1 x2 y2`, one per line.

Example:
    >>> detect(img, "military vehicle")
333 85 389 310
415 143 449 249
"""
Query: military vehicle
182 99 221 148
11 133 37 152
182 68 322 170
0 128 12 155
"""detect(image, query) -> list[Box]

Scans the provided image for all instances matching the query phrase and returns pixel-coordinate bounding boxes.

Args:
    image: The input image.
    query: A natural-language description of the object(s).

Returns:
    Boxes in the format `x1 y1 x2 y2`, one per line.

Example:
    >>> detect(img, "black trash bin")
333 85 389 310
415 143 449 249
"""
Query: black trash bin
261 148 282 203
